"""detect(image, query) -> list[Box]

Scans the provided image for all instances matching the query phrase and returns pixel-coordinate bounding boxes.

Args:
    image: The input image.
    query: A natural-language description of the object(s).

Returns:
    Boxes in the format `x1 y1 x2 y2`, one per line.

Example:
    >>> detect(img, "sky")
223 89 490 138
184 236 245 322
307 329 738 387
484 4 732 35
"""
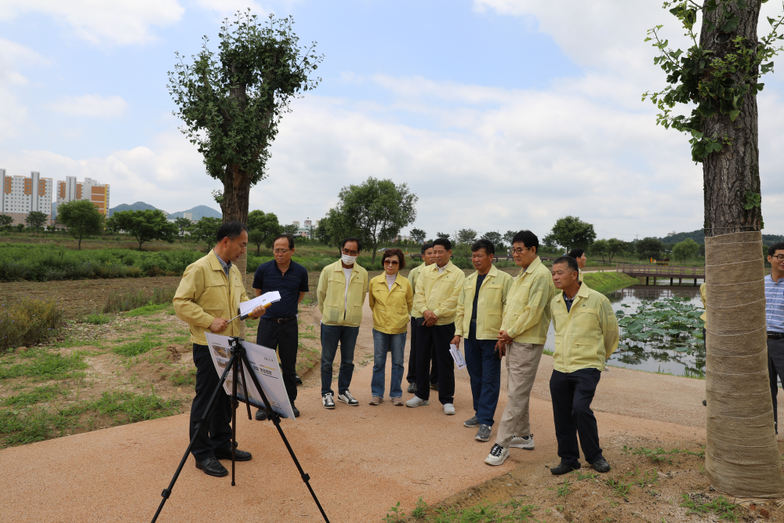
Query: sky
1 0 784 242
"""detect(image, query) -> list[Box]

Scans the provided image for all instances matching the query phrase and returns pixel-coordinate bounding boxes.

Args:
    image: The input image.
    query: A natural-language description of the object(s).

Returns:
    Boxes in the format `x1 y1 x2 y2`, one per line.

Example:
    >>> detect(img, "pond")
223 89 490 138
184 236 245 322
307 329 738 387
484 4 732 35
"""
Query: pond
542 285 705 377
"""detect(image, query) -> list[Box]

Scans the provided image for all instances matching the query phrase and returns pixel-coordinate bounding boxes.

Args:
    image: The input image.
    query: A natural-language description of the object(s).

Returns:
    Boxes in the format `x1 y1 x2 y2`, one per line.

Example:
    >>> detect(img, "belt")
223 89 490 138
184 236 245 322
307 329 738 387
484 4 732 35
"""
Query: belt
769 332 784 340
265 316 297 324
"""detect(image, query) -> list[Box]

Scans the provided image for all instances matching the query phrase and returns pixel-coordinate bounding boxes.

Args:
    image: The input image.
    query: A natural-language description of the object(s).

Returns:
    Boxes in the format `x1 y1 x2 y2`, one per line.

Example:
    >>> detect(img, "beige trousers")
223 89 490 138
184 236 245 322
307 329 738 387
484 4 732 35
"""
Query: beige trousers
495 342 544 449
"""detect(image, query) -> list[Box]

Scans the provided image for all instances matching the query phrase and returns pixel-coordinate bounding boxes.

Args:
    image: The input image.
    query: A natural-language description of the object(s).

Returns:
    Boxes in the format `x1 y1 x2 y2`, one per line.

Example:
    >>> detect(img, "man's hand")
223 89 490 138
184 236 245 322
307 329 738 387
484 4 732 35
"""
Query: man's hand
495 339 508 358
210 317 229 333
423 310 438 327
450 335 461 347
249 305 267 319
497 330 513 344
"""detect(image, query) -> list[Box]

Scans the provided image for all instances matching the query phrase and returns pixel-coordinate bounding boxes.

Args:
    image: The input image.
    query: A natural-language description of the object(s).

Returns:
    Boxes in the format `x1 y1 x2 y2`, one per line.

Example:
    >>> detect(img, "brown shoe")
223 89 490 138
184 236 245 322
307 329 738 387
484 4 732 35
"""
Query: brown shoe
369 396 383 406
392 397 404 406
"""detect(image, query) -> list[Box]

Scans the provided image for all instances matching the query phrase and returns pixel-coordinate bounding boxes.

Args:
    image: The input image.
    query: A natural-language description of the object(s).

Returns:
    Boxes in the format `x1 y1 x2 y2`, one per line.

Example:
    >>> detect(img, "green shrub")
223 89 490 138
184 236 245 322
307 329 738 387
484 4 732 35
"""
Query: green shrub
0 297 65 353
102 287 176 314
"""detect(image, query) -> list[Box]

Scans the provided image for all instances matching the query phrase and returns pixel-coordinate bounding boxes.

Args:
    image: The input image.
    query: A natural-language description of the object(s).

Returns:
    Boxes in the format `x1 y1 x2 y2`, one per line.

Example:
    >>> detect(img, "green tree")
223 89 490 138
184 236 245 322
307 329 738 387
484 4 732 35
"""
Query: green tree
25 211 49 232
436 232 451 240
410 228 427 243
543 216 596 251
503 230 517 245
481 231 504 249
57 200 103 250
328 177 418 263
589 239 610 263
174 217 192 238
636 237 664 261
672 238 700 264
105 210 178 250
0 214 13 230
282 223 299 236
189 217 223 251
247 209 282 255
591 238 627 264
456 228 477 245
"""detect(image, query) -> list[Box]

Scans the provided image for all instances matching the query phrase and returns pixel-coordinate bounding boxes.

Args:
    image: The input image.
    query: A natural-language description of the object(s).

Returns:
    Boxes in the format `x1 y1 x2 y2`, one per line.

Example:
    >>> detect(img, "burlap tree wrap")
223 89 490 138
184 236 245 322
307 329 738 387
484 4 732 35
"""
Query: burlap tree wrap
705 231 784 497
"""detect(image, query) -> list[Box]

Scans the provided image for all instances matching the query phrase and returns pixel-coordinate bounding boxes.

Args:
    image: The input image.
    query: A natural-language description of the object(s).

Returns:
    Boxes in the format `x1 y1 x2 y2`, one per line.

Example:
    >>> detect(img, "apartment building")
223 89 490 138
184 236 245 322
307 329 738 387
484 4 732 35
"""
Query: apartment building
1 169 54 225
53 176 111 219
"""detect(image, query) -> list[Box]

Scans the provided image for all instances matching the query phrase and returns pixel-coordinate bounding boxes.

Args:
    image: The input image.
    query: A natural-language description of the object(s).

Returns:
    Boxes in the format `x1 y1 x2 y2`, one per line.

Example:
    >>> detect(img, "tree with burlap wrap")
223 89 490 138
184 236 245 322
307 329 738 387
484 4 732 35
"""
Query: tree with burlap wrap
646 0 784 497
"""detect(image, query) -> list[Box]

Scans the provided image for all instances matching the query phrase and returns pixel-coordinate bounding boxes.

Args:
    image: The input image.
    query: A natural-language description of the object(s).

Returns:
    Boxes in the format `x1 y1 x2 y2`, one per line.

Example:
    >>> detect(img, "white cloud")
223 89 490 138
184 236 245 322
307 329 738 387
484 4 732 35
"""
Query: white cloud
48 95 129 119
0 0 184 46
195 0 267 20
0 39 48 141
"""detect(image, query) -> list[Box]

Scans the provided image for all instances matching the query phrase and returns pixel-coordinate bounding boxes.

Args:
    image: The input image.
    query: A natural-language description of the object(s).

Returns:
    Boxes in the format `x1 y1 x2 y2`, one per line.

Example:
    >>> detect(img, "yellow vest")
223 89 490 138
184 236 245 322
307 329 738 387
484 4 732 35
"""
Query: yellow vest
317 260 368 327
368 273 413 334
454 266 513 340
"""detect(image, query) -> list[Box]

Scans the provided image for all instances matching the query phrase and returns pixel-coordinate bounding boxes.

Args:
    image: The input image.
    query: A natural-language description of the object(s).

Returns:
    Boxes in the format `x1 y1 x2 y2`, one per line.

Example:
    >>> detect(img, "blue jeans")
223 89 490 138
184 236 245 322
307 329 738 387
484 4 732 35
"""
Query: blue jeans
464 336 501 426
320 324 359 396
371 329 407 398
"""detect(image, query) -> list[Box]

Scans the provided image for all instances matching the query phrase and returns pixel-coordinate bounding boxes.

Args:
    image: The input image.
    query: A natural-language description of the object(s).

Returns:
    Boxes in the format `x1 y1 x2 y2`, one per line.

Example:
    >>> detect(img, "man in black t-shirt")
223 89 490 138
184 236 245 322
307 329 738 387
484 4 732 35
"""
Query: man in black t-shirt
252 233 309 419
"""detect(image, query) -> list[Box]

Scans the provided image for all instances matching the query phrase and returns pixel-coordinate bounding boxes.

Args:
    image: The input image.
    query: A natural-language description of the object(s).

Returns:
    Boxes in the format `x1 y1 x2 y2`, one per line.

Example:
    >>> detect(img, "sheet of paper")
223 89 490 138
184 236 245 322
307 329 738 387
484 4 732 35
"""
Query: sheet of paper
204 333 295 420
449 343 467 370
239 291 282 317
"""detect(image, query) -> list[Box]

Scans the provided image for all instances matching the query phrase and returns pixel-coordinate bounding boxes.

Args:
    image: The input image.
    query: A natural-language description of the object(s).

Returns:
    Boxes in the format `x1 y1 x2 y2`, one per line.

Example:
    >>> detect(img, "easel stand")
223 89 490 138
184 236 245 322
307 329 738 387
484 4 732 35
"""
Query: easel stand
151 337 330 522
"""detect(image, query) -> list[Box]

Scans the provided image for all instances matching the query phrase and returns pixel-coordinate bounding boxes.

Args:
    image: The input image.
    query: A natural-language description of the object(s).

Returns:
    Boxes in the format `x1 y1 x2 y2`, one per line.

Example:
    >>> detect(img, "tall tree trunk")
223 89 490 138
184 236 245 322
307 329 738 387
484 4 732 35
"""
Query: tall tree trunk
701 0 784 497
221 162 252 340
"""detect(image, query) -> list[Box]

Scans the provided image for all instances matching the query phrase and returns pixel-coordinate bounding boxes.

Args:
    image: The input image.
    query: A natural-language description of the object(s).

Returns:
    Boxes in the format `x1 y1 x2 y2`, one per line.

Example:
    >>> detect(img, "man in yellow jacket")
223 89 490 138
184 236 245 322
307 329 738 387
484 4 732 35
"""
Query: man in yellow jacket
173 221 266 478
486 230 555 466
317 237 368 409
548 256 619 475
406 242 437 393
452 239 512 442
406 237 465 414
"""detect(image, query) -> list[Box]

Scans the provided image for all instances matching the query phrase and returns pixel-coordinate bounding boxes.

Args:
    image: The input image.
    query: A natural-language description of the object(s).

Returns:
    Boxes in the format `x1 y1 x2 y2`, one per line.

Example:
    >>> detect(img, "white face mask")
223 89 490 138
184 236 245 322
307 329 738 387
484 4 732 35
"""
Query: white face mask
341 254 357 266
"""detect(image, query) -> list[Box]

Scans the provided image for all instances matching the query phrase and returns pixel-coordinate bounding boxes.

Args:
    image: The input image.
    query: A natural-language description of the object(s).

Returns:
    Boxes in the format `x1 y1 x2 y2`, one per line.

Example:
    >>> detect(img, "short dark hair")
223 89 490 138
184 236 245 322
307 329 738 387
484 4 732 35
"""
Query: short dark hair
553 256 579 272
567 248 585 259
382 248 406 270
511 230 539 253
471 238 495 256
272 233 295 250
768 243 784 256
341 237 362 252
216 220 247 242
421 242 434 254
433 237 452 251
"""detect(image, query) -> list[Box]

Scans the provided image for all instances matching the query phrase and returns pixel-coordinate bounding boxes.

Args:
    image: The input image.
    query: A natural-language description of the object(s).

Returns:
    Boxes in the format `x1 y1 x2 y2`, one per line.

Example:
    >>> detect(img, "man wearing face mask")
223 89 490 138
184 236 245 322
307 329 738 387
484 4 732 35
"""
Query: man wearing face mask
317 237 369 409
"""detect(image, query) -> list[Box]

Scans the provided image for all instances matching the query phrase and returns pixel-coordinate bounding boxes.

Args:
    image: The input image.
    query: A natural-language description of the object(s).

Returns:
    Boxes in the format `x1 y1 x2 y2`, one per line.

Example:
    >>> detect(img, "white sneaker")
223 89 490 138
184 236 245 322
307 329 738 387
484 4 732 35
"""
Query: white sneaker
510 434 535 450
322 393 335 409
443 403 455 415
484 444 510 466
338 390 359 406
405 396 429 408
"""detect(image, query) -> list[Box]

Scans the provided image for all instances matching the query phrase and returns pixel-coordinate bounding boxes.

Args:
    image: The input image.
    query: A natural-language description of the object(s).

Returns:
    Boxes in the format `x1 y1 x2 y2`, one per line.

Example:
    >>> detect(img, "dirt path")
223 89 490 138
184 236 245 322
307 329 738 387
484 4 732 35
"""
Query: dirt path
0 300 782 522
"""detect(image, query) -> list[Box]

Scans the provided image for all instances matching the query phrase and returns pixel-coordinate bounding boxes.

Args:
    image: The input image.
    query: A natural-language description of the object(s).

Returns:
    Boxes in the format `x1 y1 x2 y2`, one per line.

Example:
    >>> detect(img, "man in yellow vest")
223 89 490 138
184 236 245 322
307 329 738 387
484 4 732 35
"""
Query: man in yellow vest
406 242 438 393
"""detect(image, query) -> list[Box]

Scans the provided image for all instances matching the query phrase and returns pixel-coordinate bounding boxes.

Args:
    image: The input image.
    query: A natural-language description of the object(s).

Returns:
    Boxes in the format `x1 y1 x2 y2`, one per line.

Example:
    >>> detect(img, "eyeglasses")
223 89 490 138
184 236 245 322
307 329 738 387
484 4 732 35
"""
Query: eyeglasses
384 259 399 265
772 254 784 261
511 247 530 254
342 249 359 256
273 249 290 254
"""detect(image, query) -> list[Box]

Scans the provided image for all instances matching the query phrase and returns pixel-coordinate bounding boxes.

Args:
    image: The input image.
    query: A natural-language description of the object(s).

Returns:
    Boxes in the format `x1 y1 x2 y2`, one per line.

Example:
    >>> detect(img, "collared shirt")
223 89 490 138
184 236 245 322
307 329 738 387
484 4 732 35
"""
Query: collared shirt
454 265 513 340
317 260 368 327
368 273 413 334
765 274 784 333
413 260 466 326
252 260 309 319
551 283 619 373
214 252 231 278
500 256 556 344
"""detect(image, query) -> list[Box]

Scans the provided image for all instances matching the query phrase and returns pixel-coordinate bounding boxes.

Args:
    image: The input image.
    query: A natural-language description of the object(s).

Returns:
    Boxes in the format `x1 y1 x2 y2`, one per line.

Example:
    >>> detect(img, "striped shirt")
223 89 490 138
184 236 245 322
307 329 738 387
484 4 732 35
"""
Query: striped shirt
765 275 784 333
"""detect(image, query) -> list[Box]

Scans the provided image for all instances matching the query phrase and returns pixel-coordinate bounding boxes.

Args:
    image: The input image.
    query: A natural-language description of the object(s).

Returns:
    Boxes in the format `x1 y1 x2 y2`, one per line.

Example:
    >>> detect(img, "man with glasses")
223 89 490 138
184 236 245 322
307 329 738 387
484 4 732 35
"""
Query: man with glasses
452 239 512 442
485 230 555 466
407 237 465 415
252 233 309 420
317 237 368 409
406 242 439 394
766 242 784 433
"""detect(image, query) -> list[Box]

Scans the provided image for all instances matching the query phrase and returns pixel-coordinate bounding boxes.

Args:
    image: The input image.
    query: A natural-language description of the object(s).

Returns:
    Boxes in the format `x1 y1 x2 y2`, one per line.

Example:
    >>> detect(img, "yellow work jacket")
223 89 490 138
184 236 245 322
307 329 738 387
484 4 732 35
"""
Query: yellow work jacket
317 260 368 327
414 261 466 326
408 263 425 318
454 266 513 340
551 283 619 373
173 250 250 345
368 273 414 334
500 256 556 344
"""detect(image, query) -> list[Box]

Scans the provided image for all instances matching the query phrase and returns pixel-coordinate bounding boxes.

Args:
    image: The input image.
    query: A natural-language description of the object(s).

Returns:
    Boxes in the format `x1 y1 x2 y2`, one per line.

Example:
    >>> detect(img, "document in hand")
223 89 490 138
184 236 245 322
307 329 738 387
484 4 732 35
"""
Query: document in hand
239 291 282 317
449 343 467 370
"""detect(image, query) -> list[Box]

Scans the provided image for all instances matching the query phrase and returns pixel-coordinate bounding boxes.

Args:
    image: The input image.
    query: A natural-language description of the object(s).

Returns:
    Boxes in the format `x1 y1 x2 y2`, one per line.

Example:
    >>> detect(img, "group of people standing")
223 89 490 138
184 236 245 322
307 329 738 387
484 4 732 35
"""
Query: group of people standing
173 221 620 478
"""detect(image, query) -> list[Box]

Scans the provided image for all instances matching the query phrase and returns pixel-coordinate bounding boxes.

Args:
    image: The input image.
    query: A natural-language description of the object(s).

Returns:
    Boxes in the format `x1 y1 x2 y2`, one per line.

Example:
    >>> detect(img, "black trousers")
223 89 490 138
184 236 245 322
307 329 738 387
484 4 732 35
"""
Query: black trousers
414 319 455 405
768 337 784 432
190 343 232 461
257 318 299 402
549 368 603 465
406 315 439 385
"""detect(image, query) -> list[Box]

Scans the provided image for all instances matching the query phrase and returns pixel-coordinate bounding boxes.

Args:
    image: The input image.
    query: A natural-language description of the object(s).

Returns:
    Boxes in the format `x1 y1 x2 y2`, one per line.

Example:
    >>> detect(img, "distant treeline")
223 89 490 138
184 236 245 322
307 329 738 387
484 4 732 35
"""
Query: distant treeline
658 229 784 247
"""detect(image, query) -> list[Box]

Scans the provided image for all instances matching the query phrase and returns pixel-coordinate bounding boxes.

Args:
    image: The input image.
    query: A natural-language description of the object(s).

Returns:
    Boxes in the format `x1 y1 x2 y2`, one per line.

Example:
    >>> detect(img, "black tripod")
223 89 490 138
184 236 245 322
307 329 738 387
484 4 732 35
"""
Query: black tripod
151 337 330 522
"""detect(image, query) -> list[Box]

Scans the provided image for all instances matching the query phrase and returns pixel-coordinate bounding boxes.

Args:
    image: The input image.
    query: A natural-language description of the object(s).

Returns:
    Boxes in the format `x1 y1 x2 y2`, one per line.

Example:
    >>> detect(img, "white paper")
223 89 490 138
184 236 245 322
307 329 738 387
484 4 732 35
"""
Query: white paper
449 343 467 370
239 291 282 317
205 333 295 420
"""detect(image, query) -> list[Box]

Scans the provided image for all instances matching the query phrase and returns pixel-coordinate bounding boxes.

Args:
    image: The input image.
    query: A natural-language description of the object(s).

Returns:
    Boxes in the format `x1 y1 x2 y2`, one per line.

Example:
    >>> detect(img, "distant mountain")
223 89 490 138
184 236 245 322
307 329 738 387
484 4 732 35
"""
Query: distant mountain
658 229 784 246
168 205 222 221
108 201 165 217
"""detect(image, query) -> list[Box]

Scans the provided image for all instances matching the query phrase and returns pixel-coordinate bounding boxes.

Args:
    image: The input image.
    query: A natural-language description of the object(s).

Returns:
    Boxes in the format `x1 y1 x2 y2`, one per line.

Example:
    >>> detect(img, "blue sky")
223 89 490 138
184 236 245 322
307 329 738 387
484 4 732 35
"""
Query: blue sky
2 0 783 242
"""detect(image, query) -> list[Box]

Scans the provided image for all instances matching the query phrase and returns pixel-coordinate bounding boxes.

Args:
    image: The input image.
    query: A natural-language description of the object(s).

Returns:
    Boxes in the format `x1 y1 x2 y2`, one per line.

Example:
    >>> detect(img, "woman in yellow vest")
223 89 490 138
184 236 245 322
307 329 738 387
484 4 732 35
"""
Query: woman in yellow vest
368 248 414 406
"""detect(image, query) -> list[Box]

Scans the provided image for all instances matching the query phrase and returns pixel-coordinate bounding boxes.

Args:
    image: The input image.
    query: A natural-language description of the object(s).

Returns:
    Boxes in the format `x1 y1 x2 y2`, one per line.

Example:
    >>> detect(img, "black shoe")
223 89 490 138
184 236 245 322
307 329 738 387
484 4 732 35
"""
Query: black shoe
591 458 611 473
702 399 707 406
214 447 252 461
286 404 300 418
407 382 417 393
295 374 303 385
255 409 267 421
550 461 581 475
196 456 228 477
